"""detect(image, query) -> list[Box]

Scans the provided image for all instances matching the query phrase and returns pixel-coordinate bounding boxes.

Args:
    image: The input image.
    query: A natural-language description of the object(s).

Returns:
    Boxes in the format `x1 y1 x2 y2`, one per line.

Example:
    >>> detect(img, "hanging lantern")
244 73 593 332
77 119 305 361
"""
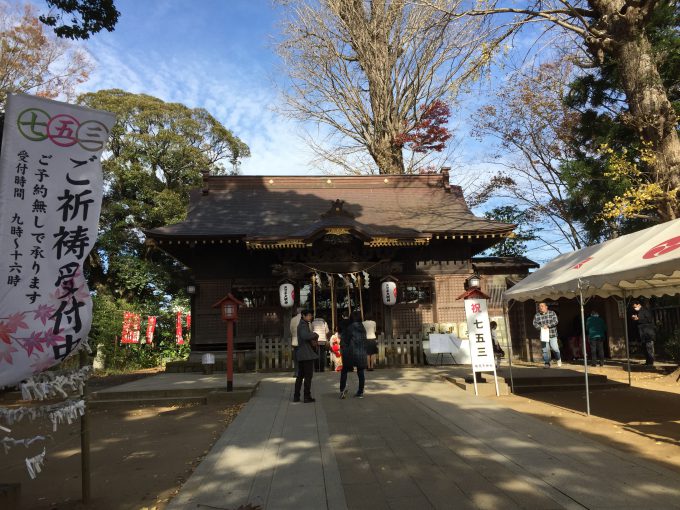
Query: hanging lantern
279 282 295 308
381 280 398 306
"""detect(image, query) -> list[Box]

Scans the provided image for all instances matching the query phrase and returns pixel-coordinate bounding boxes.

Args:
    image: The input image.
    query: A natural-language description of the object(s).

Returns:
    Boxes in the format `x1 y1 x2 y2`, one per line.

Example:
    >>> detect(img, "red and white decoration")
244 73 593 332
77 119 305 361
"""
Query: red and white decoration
145 316 157 344
121 312 141 344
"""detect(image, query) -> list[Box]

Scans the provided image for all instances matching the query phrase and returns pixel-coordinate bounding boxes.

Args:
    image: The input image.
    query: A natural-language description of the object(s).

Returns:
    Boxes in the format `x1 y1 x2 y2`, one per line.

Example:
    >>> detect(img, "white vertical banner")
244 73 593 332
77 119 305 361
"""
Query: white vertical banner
464 298 499 396
0 93 115 387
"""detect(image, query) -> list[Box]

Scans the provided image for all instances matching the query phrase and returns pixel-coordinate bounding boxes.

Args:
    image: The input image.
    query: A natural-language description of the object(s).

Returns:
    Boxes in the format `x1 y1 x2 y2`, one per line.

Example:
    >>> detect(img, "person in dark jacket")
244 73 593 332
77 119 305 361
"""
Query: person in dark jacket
294 310 319 403
632 301 656 365
339 311 368 399
338 312 351 340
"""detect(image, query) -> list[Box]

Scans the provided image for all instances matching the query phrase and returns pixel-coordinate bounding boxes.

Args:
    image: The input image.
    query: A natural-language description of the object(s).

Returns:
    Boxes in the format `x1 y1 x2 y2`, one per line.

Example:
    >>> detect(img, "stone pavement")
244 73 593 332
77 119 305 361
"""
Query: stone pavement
166 368 680 510
94 372 263 394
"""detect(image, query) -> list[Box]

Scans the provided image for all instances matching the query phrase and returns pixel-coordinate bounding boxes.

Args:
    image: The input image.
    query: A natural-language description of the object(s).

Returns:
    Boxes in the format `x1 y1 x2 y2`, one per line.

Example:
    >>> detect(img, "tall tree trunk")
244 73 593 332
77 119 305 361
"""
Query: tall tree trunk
589 0 680 220
369 133 405 174
338 0 406 174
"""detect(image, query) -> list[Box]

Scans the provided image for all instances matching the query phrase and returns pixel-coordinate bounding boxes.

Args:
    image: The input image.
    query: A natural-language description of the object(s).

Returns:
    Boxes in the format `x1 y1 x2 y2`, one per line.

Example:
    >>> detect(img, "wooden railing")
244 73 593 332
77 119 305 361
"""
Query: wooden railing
376 333 424 367
255 336 294 371
255 334 425 371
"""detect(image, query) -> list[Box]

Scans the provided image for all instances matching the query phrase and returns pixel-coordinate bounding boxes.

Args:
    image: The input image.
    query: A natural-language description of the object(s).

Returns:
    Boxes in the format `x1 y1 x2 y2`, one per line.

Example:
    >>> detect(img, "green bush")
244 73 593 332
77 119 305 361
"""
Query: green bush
89 292 190 371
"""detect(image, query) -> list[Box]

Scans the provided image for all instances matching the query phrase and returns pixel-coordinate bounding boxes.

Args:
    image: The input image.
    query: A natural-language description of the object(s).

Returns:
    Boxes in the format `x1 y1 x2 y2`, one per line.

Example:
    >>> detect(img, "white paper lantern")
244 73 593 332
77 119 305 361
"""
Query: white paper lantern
381 281 397 306
279 283 295 308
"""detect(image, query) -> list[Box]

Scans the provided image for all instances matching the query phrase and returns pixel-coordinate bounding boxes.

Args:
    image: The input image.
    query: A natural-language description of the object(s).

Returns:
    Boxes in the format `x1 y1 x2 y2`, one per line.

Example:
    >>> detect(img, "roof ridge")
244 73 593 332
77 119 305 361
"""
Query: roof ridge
203 173 458 190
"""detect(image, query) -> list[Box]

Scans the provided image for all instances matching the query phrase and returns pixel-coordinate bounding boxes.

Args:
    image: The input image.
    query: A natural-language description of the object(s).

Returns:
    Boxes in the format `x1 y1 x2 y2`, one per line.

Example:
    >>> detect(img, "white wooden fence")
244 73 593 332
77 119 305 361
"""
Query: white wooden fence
255 334 424 371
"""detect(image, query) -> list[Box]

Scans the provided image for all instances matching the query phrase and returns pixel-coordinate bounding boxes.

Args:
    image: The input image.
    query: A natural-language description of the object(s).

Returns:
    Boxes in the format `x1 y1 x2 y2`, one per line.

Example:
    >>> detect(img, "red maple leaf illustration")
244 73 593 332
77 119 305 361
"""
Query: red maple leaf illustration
0 341 19 364
19 332 46 357
5 312 28 332
33 304 56 325
0 322 12 344
41 330 64 348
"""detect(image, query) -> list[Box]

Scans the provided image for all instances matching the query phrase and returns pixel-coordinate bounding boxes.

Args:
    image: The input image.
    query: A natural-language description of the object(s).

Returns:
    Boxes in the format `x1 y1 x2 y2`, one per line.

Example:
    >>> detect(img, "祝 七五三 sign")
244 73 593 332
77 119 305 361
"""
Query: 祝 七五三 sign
464 298 495 372
0 93 115 387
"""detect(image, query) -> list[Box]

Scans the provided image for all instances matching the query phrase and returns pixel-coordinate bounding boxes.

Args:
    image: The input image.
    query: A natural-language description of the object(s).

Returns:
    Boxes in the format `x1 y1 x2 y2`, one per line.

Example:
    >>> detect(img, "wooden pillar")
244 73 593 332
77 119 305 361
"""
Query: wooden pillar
226 321 234 391
384 305 393 338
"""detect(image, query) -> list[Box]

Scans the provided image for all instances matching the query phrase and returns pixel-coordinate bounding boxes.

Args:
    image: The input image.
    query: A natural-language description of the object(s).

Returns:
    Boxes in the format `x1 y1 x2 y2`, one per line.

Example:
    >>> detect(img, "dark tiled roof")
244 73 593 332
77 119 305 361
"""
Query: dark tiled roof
146 174 514 240
472 256 539 269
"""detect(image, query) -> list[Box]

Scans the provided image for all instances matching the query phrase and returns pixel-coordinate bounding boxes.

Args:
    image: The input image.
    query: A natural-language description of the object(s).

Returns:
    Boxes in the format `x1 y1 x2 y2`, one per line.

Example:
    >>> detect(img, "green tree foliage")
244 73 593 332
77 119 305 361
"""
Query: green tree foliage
484 205 538 257
561 0 680 240
39 0 119 40
77 89 250 307
90 293 190 370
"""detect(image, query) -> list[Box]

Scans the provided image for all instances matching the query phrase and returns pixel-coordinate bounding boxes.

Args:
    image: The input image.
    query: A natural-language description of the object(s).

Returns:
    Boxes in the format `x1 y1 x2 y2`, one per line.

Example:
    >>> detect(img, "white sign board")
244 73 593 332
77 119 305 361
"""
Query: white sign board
0 93 114 387
464 298 496 372
428 333 458 354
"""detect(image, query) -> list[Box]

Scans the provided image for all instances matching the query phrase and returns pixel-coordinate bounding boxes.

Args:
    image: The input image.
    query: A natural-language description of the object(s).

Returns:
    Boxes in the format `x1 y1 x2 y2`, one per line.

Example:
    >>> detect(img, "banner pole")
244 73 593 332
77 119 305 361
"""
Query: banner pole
579 280 591 416
79 349 91 504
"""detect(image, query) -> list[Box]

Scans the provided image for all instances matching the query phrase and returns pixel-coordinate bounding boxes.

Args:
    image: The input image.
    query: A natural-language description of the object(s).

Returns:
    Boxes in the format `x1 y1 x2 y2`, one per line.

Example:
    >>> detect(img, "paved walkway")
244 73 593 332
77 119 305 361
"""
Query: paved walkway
166 368 680 510
95 372 263 394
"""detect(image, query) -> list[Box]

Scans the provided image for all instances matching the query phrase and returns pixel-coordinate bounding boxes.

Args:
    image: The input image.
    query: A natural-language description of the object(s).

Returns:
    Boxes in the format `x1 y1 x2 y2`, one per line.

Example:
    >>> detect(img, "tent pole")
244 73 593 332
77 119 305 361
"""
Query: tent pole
579 280 591 416
502 300 515 394
622 290 632 387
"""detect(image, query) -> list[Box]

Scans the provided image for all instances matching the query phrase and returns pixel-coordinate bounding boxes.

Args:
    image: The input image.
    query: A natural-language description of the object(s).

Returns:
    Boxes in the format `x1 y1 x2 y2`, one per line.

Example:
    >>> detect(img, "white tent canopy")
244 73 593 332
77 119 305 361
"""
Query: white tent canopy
504 218 680 302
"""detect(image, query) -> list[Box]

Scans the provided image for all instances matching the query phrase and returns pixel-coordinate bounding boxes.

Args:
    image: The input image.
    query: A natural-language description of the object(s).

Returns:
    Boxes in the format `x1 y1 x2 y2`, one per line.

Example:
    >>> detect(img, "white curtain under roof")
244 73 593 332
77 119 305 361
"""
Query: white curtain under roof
504 218 680 302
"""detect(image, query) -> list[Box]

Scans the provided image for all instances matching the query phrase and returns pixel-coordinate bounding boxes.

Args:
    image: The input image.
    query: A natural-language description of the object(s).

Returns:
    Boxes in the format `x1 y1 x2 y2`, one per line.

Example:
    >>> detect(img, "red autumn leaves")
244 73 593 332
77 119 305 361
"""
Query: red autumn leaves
394 100 452 154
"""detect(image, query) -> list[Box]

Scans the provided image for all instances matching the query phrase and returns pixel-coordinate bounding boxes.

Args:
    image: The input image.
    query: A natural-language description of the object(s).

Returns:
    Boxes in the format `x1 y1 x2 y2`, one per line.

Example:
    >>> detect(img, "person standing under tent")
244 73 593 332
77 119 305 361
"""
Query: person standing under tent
311 314 330 372
290 307 302 377
533 302 562 368
632 301 656 365
363 314 378 371
585 310 607 366
294 310 319 403
339 311 368 399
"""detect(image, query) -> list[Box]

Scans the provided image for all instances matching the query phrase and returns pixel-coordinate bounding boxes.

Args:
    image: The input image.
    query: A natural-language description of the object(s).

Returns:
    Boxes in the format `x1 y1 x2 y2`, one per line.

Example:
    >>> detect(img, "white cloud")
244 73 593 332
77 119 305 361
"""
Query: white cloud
79 38 315 176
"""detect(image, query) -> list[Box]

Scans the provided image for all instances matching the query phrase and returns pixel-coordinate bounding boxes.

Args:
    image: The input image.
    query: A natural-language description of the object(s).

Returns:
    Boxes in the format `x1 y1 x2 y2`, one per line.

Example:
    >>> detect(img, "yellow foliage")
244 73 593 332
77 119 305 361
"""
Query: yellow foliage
598 144 669 220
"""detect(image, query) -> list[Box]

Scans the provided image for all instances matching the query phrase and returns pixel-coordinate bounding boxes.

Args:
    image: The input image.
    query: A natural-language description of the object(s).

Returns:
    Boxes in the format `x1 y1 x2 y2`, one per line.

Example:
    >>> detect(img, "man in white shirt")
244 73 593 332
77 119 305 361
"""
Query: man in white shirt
290 308 302 377
311 315 330 372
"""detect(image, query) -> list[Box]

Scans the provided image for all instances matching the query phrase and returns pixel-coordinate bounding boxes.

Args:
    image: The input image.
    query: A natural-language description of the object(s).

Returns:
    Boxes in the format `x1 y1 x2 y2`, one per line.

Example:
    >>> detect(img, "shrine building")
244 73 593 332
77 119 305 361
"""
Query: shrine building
146 170 537 363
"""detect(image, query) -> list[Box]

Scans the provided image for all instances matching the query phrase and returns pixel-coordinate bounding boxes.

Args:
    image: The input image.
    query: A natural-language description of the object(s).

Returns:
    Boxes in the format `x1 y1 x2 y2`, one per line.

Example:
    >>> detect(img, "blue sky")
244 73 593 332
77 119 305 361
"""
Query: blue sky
63 0 568 263
78 0 315 175
77 0 505 178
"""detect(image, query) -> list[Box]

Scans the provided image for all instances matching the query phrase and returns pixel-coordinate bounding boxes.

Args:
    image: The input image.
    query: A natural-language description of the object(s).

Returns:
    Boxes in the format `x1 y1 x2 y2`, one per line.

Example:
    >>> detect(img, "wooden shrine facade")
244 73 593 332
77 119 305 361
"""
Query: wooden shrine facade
146 171 537 354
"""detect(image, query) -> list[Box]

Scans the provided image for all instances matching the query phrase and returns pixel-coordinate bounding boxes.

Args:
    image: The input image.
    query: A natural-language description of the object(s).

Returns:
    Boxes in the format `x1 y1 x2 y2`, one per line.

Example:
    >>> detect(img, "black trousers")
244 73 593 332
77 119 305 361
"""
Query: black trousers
643 341 655 364
315 344 327 372
294 359 314 399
